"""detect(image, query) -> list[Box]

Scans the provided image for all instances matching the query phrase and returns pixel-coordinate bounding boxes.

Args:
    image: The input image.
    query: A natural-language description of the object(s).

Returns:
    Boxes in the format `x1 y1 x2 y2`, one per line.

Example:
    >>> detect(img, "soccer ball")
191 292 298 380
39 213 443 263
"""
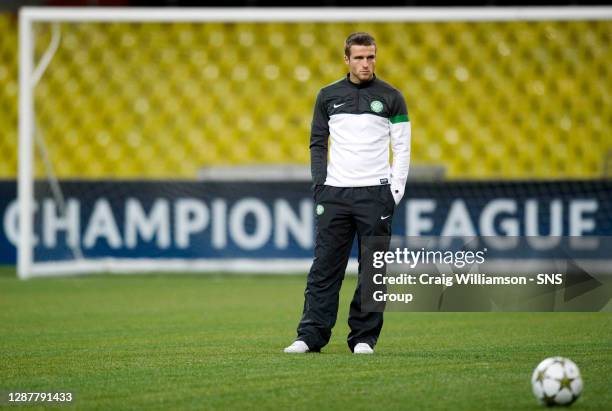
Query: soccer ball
531 357 583 406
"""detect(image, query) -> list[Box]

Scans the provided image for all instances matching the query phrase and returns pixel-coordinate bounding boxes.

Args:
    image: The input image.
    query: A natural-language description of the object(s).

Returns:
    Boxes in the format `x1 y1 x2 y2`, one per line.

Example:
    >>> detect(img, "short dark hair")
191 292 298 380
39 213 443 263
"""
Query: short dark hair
344 32 376 57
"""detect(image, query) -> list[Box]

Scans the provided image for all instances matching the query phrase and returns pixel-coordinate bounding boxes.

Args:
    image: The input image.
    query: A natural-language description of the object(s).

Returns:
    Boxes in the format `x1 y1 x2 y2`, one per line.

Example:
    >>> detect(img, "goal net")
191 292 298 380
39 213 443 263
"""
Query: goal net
18 7 612 278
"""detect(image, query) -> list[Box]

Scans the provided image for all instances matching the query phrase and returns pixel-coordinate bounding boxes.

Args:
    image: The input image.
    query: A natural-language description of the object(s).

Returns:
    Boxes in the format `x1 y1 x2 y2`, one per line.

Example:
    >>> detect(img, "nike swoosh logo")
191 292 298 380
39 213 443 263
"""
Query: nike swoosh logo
333 103 345 108
381 215 391 220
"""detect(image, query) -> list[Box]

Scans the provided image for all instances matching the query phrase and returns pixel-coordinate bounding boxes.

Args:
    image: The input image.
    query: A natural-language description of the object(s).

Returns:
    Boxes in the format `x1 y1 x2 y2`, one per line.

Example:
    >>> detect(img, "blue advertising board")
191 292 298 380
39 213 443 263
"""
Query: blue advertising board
0 180 610 265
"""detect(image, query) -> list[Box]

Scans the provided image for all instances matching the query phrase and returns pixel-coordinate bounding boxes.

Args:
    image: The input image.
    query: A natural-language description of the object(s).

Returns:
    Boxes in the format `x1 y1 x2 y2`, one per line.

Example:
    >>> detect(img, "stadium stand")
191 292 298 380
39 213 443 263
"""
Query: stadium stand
0 15 610 179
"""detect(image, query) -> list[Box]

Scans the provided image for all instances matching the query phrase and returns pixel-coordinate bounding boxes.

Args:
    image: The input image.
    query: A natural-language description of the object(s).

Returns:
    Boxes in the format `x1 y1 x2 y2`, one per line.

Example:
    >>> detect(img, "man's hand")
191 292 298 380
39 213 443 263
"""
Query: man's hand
312 184 325 201
390 182 404 205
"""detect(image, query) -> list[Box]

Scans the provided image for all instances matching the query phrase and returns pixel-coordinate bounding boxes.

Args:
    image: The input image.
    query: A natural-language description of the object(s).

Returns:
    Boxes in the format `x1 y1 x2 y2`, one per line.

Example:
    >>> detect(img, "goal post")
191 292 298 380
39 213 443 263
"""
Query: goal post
18 7 612 279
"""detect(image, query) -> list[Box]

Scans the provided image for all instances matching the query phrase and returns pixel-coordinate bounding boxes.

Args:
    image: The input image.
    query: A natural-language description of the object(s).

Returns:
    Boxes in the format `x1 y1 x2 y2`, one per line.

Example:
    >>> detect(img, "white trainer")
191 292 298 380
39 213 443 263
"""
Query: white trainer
353 343 374 354
283 340 310 353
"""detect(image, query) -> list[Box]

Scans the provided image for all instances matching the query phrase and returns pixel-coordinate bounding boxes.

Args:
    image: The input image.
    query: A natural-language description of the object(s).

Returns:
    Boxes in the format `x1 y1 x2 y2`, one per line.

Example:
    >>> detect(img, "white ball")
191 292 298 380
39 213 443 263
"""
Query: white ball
531 357 582 406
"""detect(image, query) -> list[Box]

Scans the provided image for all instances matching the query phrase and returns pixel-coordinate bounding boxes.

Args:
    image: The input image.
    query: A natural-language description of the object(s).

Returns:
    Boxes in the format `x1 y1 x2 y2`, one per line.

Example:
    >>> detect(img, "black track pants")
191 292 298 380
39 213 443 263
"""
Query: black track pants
296 185 395 352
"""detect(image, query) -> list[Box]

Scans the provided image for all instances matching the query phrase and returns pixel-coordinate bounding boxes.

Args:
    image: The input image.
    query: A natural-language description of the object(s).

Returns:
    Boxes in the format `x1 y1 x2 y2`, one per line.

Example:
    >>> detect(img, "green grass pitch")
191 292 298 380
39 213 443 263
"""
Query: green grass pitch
1 266 610 410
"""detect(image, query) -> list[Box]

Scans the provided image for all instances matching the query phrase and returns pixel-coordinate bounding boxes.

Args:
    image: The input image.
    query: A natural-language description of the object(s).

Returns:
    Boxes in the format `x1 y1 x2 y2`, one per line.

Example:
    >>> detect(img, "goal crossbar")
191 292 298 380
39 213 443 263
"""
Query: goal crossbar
19 6 612 23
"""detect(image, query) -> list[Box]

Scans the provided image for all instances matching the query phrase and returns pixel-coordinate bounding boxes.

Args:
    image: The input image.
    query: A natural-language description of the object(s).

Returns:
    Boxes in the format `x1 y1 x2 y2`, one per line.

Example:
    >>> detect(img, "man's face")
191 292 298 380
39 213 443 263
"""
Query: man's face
345 44 376 83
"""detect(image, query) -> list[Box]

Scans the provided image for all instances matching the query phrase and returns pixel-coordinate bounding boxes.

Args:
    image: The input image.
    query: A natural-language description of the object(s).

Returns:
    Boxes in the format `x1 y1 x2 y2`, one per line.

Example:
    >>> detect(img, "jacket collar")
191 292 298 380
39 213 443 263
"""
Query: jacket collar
346 73 376 89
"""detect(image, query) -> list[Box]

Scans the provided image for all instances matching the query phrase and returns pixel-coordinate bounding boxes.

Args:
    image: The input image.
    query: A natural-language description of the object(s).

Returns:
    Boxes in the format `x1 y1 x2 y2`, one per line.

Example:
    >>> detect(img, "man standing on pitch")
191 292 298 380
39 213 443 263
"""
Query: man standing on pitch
284 32 411 354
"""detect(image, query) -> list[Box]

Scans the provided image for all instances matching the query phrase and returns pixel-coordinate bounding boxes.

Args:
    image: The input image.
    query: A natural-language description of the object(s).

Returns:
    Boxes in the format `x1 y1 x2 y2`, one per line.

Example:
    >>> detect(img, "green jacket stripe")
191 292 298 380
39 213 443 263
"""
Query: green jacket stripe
390 114 409 124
